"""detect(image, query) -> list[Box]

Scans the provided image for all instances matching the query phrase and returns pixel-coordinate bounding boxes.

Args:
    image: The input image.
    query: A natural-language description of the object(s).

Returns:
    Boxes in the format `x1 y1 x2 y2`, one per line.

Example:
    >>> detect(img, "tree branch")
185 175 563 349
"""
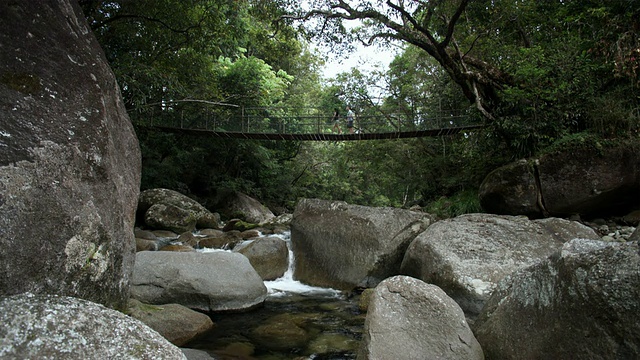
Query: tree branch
441 0 469 48
92 13 196 34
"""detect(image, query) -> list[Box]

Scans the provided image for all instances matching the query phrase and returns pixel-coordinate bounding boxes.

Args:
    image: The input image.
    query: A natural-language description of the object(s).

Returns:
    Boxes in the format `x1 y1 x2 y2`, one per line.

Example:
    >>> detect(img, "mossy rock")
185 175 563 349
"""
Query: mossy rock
233 220 259 231
358 288 374 313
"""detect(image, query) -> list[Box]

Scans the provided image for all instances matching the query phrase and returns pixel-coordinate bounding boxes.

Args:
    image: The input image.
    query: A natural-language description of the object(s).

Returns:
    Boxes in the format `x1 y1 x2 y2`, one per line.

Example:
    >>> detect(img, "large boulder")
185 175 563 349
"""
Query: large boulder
198 232 243 250
138 188 220 230
0 1 141 309
291 199 434 290
215 191 275 224
358 276 483 360
234 236 289 281
127 299 214 347
145 203 197 234
479 141 640 217
474 239 640 359
131 251 267 312
478 159 541 218
538 143 640 216
400 213 600 317
0 293 186 360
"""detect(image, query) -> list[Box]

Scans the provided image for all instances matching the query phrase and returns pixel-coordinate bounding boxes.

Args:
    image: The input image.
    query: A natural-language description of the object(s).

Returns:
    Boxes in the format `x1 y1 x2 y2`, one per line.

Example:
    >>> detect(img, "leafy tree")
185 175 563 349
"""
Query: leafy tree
291 0 640 157
215 55 293 106
289 0 512 118
81 0 640 214
81 0 325 211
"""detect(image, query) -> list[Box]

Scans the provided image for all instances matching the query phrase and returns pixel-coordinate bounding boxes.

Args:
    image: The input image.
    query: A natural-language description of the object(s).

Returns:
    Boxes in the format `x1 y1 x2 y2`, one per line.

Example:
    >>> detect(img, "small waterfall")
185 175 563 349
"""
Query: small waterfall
264 231 342 298
199 230 342 298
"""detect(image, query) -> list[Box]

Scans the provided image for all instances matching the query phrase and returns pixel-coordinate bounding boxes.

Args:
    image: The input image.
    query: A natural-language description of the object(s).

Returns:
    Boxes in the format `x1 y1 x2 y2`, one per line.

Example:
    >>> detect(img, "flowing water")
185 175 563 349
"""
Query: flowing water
186 232 366 360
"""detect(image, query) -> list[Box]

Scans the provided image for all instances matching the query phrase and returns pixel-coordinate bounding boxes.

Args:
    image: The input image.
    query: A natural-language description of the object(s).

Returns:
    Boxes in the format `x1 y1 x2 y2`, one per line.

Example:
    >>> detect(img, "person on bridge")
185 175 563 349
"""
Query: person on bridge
346 106 355 134
331 107 342 134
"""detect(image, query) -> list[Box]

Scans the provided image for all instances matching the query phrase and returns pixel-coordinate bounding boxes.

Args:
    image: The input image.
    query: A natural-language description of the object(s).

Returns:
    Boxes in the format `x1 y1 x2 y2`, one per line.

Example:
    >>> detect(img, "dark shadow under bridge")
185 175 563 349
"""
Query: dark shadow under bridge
134 103 484 141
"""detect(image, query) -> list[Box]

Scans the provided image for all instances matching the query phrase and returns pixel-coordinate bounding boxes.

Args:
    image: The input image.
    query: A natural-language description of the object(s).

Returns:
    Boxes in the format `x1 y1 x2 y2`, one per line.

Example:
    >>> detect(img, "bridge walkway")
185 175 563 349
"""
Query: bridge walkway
134 103 484 141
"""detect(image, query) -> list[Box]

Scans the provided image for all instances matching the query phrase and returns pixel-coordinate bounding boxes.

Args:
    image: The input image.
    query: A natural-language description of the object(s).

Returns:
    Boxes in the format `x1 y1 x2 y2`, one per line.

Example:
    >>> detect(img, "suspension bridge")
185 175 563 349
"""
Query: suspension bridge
133 102 484 141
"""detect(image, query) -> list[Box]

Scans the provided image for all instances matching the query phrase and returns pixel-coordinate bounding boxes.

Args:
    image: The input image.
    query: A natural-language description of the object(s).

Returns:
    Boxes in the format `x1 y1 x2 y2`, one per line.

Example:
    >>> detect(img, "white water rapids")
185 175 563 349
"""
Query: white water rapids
199 231 342 298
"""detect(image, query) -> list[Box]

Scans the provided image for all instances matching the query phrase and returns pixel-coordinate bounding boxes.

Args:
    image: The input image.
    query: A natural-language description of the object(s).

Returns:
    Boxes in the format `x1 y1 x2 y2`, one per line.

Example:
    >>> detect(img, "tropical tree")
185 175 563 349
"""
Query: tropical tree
288 0 512 119
290 0 640 156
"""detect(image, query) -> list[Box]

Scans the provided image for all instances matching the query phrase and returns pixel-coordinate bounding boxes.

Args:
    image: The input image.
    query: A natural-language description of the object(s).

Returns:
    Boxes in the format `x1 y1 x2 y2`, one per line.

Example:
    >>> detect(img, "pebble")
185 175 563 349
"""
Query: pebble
585 222 636 243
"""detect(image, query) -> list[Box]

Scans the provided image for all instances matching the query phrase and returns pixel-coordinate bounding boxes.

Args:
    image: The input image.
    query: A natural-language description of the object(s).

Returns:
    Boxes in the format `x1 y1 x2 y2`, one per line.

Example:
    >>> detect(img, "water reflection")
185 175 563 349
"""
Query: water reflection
185 292 364 359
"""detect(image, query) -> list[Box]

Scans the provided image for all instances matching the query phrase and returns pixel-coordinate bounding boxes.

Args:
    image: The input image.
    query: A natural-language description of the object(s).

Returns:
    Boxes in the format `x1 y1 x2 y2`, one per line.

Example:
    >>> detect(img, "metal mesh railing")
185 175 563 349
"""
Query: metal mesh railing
132 103 481 135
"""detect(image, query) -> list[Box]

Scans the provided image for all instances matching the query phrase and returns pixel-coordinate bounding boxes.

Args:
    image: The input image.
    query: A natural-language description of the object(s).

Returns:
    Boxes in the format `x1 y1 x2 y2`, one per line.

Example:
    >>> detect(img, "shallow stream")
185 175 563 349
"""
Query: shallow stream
185 232 366 360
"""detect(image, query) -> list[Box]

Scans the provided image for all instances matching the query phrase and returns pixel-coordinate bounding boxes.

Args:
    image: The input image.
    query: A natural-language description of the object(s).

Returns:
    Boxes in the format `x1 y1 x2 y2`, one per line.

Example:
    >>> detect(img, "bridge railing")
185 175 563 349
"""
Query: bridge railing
133 103 479 134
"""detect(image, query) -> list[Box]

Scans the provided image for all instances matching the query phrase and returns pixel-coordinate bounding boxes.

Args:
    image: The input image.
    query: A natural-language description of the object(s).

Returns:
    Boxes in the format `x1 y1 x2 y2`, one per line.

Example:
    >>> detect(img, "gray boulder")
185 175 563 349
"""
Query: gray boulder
358 276 483 360
0 293 186 360
136 238 158 252
135 228 158 240
474 239 640 359
127 299 214 347
216 191 275 224
0 0 141 309
199 228 224 237
234 236 289 280
154 230 179 238
138 188 220 230
198 232 242 250
479 141 640 217
145 203 197 234
291 199 434 290
400 213 600 317
478 159 541 218
131 251 267 312
538 143 640 216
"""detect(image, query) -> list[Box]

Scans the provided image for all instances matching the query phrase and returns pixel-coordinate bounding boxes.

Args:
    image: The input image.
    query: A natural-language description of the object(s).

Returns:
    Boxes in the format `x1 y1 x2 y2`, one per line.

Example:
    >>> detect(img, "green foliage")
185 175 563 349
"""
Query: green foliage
215 55 293 107
426 190 483 219
84 0 640 215
585 89 640 138
480 1 639 156
538 131 604 157
296 1 640 158
83 0 328 210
